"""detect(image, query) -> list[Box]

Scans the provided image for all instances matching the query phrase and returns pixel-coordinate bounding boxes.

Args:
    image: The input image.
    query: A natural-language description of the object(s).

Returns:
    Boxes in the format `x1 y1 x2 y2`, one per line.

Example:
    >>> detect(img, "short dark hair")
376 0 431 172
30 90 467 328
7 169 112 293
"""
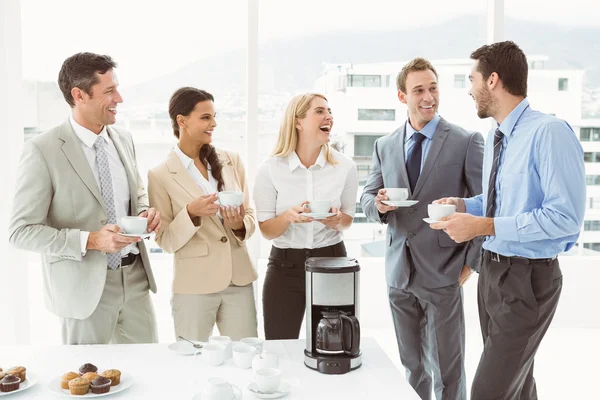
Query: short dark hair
396 57 438 93
58 52 117 107
470 41 528 97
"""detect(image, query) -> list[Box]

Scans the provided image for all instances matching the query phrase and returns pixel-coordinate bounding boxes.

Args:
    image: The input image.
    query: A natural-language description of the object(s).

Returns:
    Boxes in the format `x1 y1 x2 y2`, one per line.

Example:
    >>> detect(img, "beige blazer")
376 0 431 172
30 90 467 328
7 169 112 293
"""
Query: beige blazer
148 148 257 294
9 119 157 320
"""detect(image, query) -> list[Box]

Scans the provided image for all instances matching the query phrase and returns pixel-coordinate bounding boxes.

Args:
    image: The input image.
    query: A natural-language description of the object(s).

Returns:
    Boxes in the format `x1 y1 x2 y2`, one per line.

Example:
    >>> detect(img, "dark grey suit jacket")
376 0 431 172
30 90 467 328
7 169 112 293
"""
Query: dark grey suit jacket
360 117 485 289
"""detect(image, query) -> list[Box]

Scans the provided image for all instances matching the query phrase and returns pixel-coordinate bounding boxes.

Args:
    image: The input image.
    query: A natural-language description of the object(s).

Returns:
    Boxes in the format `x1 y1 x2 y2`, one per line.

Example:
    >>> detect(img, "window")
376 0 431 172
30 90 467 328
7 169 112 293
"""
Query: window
531 60 544 69
354 135 383 157
584 221 600 231
584 152 600 163
357 109 395 121
454 74 466 88
583 243 600 252
586 175 600 185
587 197 600 209
558 78 569 91
580 128 600 141
357 165 371 186
348 75 381 88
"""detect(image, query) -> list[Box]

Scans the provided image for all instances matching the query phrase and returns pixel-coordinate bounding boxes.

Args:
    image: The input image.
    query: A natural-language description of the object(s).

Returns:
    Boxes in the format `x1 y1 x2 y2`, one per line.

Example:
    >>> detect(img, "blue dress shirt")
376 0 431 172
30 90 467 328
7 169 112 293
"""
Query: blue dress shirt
404 113 440 171
463 98 586 258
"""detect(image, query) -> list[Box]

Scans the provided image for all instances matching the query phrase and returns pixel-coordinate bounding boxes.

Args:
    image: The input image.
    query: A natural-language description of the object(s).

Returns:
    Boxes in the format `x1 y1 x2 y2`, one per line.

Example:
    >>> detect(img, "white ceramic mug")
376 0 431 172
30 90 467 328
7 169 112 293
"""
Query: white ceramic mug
232 343 257 369
240 337 264 353
119 216 147 234
209 335 232 359
307 200 330 214
202 343 226 366
254 368 281 394
201 377 235 400
218 191 243 207
428 204 456 221
252 351 279 371
384 188 409 201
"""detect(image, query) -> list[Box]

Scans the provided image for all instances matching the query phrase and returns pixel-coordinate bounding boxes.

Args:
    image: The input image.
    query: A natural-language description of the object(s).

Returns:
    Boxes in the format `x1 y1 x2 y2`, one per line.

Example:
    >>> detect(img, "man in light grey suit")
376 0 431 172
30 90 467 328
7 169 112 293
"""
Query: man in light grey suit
360 58 484 400
9 53 161 344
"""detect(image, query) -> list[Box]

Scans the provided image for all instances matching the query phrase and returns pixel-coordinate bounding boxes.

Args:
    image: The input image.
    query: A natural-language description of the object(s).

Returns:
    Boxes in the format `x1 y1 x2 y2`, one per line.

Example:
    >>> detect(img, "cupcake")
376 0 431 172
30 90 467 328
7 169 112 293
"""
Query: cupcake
101 369 121 386
61 371 80 390
78 363 98 376
68 377 90 395
82 372 100 382
6 366 26 383
0 374 21 393
0 372 5 381
90 376 111 394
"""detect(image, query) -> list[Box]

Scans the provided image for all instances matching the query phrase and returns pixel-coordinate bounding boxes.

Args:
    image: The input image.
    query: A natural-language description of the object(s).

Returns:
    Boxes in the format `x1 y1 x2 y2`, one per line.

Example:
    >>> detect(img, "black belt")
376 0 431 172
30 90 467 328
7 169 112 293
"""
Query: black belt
485 250 557 265
120 253 137 267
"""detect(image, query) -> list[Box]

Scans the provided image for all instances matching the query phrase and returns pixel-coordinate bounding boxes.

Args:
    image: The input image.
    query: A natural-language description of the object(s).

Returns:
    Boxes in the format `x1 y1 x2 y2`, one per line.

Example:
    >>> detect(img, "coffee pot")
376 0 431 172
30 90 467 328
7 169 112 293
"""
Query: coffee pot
316 311 360 356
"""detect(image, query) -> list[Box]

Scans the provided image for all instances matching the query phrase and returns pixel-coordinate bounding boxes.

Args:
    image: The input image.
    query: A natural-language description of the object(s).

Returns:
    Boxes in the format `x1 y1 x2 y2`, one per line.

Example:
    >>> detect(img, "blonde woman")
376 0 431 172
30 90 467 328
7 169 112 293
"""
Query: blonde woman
253 93 358 339
148 87 258 341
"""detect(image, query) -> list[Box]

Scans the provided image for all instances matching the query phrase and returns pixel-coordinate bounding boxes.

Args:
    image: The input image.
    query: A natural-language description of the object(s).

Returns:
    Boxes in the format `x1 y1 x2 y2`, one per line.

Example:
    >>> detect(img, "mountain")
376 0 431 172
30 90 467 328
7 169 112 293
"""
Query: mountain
122 15 600 116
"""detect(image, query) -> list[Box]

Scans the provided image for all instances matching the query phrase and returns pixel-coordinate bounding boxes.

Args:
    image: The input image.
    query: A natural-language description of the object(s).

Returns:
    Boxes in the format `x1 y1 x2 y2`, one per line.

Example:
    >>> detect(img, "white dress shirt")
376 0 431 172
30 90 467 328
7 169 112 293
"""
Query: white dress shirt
174 145 219 195
70 116 137 256
253 147 358 249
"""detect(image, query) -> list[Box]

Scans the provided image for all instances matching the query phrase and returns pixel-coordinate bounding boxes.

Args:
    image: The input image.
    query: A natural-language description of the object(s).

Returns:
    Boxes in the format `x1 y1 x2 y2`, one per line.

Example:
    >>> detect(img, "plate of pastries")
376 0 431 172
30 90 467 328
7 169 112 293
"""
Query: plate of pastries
48 363 132 397
0 365 38 396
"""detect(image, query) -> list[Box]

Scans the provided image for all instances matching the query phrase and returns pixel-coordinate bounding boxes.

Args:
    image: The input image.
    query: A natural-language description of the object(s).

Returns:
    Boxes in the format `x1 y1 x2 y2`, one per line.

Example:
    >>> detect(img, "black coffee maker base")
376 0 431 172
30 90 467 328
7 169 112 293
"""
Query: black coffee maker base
304 350 362 374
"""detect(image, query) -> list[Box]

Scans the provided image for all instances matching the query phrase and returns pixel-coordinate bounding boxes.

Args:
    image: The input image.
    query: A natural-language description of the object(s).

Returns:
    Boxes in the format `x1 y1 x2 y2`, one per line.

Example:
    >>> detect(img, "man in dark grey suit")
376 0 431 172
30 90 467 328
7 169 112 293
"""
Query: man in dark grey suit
360 58 484 400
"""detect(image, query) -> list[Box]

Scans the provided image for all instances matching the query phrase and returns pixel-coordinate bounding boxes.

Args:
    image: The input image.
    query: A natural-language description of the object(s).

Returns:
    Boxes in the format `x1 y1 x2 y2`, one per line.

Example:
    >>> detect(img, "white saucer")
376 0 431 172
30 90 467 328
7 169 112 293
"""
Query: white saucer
382 200 418 207
192 385 242 400
168 341 203 355
118 232 155 239
248 381 291 399
0 372 38 397
423 218 442 224
303 212 336 219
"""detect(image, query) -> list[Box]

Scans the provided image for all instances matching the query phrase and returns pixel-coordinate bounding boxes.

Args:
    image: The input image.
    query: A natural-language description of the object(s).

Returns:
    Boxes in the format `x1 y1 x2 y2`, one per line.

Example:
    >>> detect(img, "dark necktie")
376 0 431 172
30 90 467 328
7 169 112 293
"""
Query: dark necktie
486 129 505 218
406 132 426 192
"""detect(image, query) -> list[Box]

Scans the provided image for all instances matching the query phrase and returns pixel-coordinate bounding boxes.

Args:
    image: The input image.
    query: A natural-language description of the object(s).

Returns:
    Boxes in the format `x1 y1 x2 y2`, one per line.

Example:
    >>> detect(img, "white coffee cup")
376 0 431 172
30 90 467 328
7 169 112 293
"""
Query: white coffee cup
202 343 226 366
201 377 235 400
209 335 232 359
252 351 279 371
385 188 409 201
307 200 330 214
233 343 257 369
218 191 243 207
428 204 456 221
254 368 281 394
240 337 264 353
119 216 147 234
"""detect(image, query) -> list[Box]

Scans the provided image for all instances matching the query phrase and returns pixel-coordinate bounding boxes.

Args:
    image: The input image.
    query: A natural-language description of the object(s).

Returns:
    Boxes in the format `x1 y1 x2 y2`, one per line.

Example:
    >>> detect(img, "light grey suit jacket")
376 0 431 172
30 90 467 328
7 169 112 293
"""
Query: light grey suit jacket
9 119 157 319
360 117 484 289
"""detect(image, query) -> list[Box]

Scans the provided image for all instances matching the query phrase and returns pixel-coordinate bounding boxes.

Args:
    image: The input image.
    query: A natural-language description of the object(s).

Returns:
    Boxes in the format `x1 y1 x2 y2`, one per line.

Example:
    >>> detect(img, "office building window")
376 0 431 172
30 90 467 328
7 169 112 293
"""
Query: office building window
586 175 600 185
584 152 600 163
583 243 600 252
580 127 600 141
357 165 371 186
454 74 466 88
558 78 569 91
357 109 395 121
584 221 600 231
588 197 600 209
348 75 382 88
354 135 383 157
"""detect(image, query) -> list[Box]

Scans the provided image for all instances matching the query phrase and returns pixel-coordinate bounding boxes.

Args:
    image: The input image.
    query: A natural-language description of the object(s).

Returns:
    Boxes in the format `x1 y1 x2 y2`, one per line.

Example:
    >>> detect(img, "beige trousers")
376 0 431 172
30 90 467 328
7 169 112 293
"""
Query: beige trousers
172 284 258 342
60 258 158 344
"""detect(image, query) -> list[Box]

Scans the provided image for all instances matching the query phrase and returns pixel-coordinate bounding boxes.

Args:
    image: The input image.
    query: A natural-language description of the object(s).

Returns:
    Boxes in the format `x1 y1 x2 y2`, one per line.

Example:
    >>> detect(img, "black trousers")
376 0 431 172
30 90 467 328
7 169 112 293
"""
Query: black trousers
262 241 347 340
471 251 563 400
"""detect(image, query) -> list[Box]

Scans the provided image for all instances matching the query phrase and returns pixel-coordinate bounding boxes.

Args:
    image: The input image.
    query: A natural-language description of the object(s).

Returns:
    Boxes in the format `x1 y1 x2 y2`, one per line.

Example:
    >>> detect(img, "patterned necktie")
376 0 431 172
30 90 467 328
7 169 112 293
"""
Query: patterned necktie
93 136 121 270
406 132 426 192
485 129 505 218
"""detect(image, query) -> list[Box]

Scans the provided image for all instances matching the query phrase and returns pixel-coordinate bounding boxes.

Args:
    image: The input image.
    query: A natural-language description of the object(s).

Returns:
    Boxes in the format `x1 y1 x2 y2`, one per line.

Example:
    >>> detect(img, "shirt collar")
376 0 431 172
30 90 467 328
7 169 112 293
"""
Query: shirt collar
405 113 440 143
174 144 195 170
497 98 530 137
69 115 109 148
287 146 327 172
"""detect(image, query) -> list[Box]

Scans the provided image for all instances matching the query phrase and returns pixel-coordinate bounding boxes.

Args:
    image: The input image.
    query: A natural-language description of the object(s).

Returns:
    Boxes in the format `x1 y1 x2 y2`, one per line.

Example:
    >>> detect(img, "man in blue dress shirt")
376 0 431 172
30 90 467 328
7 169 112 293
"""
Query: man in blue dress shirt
431 41 586 400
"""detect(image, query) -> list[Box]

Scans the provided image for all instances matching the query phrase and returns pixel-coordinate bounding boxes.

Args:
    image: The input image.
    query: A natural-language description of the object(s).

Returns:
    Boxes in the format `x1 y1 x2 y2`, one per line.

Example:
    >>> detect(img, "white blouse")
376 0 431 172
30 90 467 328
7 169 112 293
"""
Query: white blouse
253 147 358 249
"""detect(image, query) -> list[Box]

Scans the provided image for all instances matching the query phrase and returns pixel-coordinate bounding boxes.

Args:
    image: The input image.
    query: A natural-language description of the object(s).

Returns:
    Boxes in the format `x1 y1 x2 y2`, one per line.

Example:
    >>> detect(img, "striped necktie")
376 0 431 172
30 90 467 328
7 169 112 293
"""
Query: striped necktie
485 129 504 218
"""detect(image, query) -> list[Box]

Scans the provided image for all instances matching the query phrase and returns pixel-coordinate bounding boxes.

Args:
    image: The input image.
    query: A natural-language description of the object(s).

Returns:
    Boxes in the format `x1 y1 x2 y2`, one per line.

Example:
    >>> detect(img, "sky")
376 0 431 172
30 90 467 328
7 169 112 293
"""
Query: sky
19 0 600 86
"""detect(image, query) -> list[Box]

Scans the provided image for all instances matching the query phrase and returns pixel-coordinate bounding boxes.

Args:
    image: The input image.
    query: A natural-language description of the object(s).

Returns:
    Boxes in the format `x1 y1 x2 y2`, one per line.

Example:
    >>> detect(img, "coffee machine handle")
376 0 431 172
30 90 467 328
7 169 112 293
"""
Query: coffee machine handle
340 314 360 356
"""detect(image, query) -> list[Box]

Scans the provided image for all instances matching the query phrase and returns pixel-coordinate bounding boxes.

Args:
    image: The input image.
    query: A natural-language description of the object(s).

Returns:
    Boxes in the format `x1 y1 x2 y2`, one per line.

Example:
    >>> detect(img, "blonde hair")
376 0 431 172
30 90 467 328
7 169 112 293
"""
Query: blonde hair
271 93 338 165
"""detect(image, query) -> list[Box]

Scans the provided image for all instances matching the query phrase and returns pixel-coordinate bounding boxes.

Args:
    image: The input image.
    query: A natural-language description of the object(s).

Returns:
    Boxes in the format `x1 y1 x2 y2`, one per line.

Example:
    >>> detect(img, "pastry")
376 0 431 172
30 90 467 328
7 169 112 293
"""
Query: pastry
78 363 98 375
6 366 26 383
101 369 121 386
68 377 90 395
0 374 21 393
82 372 100 382
0 371 5 381
90 376 111 394
61 371 80 390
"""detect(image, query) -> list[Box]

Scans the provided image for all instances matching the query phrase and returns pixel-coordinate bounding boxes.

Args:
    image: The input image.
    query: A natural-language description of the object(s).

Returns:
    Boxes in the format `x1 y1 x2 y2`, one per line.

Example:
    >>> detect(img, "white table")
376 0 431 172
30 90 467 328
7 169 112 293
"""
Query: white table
0 337 419 399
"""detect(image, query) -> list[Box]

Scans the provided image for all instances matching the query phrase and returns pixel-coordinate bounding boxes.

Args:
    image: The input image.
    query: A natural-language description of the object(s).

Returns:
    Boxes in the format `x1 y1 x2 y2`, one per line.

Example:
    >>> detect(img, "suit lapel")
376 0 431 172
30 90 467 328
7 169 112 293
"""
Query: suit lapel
58 120 105 208
392 124 411 195
412 117 450 197
108 127 138 215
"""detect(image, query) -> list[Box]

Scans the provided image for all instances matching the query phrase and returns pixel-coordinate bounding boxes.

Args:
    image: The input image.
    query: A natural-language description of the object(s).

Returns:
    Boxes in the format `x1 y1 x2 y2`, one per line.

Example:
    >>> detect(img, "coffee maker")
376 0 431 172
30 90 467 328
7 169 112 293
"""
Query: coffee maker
304 257 361 374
